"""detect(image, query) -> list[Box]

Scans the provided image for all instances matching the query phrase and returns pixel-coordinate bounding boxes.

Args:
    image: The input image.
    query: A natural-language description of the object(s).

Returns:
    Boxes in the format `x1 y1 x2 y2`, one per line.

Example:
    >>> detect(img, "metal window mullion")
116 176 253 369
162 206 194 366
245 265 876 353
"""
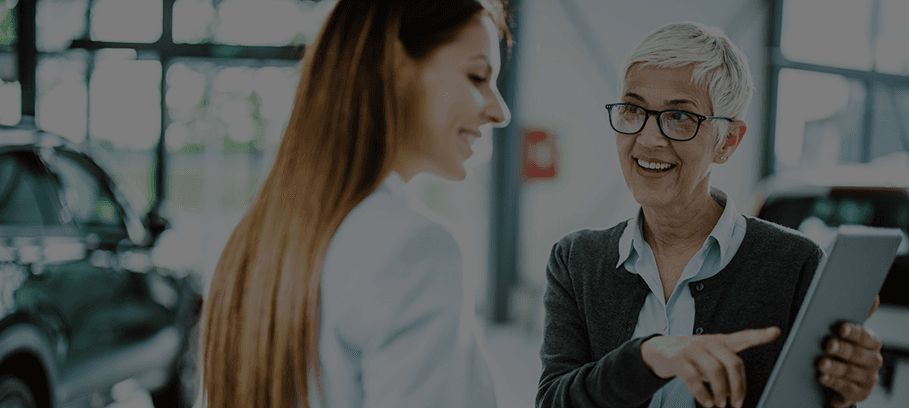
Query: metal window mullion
154 0 176 212
70 39 302 61
772 54 909 88
86 0 95 42
861 0 880 164
17 0 37 117
489 0 523 324
156 53 169 212
861 80 876 163
763 0 785 177
82 0 95 155
869 0 881 72
85 50 95 154
764 64 781 177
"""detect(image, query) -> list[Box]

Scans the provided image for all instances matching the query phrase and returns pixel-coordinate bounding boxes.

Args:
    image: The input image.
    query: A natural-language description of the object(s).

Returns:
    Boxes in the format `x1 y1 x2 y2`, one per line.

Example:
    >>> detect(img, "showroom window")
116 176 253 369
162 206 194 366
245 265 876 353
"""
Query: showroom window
766 0 909 175
28 0 332 274
21 0 499 297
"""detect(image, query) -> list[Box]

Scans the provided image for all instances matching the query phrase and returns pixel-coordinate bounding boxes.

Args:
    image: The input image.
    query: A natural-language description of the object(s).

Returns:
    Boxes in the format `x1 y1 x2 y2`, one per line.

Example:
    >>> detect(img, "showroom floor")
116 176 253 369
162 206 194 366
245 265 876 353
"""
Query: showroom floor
94 323 542 408
97 321 903 408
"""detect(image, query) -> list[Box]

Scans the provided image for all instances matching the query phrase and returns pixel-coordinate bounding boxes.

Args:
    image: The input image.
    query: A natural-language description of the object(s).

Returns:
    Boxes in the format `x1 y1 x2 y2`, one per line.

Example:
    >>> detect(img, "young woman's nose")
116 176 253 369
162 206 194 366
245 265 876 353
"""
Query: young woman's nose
488 88 510 128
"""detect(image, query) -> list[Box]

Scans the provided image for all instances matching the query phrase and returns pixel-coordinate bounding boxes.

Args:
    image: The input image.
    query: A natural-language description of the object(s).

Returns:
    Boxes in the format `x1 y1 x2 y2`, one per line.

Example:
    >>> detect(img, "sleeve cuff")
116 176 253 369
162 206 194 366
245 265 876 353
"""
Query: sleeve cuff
625 334 673 388
593 333 672 405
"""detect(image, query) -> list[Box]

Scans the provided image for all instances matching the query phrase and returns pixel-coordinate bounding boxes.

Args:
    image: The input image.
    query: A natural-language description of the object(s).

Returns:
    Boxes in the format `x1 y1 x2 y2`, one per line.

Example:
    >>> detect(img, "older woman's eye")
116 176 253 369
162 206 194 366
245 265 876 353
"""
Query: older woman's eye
665 111 686 121
663 111 699 135
618 105 641 119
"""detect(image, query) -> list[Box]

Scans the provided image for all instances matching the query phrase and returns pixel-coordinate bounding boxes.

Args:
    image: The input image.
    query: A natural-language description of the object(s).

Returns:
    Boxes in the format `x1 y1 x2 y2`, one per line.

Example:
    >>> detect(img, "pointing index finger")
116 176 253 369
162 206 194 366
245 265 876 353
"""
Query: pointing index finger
723 327 781 353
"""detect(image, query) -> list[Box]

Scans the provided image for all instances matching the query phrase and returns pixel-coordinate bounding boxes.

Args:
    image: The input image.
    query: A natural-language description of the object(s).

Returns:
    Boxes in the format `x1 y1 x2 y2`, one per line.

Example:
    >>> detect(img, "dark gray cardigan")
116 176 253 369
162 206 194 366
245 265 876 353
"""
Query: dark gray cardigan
537 216 826 408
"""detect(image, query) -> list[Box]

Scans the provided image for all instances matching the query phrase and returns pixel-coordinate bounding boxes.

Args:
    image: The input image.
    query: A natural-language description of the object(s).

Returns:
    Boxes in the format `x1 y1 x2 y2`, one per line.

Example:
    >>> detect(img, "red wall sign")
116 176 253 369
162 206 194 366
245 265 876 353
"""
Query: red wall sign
522 128 558 181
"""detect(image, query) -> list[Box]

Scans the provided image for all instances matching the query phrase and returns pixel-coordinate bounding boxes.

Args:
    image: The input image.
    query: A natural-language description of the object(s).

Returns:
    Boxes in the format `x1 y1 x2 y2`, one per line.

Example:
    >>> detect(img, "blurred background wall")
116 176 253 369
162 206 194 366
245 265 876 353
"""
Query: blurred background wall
3 0 905 330
1 1 907 406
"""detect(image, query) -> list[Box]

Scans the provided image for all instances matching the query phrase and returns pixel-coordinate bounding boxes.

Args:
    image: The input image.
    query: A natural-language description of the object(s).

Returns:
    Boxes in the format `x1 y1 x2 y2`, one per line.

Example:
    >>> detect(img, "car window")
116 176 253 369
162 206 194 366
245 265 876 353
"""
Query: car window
760 193 909 256
0 152 57 225
51 153 123 228
760 191 909 308
0 155 15 201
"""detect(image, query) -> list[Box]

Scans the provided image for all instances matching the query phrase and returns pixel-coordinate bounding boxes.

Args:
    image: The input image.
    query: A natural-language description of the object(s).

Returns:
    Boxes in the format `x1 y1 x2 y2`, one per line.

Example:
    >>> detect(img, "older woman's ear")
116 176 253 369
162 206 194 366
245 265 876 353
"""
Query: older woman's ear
727 120 747 146
716 120 747 162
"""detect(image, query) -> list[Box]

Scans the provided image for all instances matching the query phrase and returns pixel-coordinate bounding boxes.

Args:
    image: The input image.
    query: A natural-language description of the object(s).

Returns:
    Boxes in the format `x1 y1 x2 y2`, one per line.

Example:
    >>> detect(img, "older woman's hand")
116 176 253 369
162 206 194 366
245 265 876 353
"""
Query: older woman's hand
816 296 884 408
641 327 781 408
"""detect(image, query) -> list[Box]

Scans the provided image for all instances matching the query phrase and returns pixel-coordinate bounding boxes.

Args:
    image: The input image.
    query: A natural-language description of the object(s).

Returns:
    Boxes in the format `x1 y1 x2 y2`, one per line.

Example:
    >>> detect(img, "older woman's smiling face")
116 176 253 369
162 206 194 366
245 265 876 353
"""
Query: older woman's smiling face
616 64 726 211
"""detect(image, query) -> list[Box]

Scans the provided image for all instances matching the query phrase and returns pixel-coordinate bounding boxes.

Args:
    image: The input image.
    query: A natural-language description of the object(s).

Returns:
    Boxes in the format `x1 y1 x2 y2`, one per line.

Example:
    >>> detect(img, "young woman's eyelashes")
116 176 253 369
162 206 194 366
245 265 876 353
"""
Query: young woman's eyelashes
469 73 488 84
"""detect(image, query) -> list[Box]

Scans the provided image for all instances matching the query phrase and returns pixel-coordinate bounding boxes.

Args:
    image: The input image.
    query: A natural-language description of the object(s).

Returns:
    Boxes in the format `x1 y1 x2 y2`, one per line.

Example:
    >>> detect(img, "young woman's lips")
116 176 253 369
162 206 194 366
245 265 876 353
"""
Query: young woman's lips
460 131 479 156
461 129 482 140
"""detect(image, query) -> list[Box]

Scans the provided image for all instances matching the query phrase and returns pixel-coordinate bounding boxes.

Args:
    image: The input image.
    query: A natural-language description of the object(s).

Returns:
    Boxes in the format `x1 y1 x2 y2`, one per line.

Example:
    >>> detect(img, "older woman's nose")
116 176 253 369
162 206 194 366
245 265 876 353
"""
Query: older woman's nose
636 115 668 147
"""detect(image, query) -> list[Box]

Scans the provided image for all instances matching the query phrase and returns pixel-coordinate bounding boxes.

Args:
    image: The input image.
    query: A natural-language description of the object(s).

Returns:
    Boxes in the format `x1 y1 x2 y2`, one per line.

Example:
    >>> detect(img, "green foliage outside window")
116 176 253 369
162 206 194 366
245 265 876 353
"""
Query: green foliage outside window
0 6 15 47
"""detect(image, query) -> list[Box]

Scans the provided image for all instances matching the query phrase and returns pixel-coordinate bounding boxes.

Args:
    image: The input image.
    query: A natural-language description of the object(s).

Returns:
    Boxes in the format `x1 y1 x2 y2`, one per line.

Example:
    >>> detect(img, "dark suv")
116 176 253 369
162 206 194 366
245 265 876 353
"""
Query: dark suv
0 117 200 408
752 162 909 309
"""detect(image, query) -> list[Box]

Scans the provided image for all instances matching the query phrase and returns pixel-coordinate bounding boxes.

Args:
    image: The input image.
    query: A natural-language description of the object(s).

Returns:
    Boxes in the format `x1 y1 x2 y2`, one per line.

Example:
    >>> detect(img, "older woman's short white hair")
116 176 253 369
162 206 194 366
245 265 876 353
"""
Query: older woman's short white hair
618 21 754 152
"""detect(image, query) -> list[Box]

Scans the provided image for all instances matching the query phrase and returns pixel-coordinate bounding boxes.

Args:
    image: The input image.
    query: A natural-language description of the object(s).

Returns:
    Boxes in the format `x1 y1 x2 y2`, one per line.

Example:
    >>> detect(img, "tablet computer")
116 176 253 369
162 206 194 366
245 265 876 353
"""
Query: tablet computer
755 225 903 408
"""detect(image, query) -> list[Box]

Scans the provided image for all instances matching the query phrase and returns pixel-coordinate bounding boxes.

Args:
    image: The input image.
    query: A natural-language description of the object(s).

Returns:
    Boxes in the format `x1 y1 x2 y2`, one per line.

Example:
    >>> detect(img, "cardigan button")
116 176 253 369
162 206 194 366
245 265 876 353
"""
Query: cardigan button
695 327 704 335
695 283 705 291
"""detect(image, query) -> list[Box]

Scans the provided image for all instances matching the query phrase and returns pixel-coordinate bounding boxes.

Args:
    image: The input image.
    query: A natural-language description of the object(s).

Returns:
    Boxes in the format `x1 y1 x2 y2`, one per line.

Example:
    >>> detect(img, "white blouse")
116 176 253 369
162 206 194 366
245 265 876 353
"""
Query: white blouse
310 171 499 407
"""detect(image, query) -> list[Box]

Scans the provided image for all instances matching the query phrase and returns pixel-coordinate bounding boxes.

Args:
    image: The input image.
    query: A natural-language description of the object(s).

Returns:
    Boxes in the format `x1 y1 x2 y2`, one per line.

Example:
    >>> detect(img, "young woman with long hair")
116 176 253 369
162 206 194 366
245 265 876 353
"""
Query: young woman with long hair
201 1 512 407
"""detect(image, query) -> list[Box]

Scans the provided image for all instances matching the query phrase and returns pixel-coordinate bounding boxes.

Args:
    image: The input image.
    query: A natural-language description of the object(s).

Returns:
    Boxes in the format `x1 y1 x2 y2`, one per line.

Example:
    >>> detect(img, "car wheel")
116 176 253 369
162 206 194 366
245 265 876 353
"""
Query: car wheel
0 375 37 408
152 321 199 408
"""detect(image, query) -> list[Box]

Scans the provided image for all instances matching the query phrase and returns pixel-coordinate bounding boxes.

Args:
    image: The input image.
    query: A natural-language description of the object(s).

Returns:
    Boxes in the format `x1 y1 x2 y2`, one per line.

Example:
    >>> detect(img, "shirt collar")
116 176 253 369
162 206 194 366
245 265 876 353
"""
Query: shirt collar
616 212 643 269
616 186 740 269
381 170 408 198
380 170 430 215
708 187 739 266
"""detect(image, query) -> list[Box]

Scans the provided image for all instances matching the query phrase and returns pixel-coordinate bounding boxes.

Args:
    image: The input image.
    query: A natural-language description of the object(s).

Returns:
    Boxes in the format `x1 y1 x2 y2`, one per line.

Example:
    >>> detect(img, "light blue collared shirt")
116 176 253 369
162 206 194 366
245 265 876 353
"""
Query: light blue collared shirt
617 187 747 408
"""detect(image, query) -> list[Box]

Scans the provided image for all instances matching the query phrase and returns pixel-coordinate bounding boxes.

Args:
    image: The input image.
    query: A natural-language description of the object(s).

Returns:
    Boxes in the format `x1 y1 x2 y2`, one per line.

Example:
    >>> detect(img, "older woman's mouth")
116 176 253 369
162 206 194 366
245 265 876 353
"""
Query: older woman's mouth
636 159 676 172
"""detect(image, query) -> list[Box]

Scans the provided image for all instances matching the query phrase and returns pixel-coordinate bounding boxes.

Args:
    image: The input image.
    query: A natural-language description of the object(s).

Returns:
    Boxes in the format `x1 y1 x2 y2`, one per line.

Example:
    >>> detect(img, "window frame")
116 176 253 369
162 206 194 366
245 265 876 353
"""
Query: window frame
22 0 305 212
765 0 909 178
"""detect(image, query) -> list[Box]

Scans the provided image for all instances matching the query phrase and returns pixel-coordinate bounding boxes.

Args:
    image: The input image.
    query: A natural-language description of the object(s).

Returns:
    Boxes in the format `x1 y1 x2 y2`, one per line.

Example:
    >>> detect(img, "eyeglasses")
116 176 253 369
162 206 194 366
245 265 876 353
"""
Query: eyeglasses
604 103 733 141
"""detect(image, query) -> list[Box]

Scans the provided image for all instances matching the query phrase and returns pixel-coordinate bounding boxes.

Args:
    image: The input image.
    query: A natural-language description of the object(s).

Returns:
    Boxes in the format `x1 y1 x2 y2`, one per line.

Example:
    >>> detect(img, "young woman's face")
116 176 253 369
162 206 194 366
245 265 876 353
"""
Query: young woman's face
402 14 510 181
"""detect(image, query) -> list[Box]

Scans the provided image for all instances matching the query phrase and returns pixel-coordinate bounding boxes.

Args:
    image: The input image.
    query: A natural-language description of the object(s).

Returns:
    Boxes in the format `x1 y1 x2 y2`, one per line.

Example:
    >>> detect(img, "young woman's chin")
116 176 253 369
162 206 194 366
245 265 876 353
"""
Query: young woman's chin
435 164 468 181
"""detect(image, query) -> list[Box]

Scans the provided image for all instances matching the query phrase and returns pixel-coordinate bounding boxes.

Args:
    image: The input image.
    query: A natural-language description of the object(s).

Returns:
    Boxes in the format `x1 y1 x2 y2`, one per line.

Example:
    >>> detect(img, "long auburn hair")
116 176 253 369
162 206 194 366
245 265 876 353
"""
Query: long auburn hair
201 1 510 407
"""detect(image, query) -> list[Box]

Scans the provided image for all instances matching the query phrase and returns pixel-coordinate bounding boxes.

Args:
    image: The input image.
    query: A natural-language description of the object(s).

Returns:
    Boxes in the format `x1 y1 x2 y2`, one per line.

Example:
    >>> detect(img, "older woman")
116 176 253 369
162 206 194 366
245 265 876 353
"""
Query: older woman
537 22 883 408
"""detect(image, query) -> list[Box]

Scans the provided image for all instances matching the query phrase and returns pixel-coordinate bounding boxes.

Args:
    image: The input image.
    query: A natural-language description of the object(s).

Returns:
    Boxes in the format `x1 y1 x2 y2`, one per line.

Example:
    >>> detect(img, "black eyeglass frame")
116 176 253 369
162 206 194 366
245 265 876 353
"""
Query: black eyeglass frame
604 103 734 142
